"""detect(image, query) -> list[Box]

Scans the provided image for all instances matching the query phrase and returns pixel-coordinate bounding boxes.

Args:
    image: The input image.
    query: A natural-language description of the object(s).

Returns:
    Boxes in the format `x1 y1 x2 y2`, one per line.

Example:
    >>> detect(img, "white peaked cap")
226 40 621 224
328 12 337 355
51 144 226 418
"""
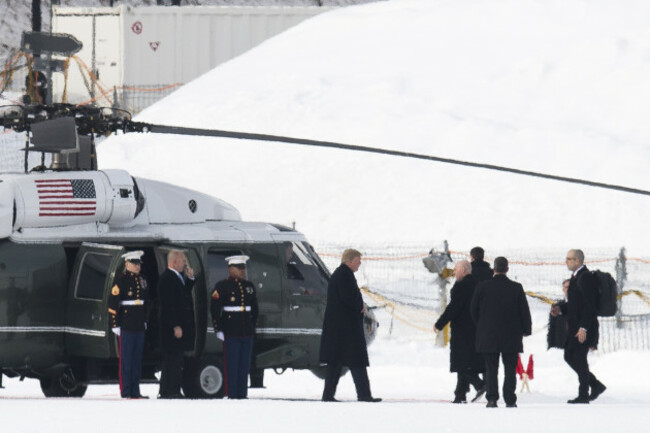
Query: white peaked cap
122 250 144 261
225 255 250 265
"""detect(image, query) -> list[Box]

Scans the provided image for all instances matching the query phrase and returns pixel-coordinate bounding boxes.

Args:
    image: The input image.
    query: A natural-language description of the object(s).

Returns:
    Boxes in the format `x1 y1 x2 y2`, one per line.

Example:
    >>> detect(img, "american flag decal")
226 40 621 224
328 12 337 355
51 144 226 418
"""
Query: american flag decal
35 179 97 217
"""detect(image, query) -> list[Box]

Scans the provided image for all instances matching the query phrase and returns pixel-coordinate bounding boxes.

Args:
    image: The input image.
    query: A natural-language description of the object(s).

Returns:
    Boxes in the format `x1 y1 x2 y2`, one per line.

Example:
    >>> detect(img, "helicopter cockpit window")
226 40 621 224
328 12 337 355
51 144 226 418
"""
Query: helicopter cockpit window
207 250 245 291
75 252 113 301
283 241 329 296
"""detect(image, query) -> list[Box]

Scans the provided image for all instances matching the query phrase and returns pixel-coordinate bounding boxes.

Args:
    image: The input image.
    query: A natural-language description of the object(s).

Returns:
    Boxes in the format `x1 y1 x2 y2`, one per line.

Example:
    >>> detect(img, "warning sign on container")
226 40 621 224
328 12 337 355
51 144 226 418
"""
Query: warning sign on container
132 21 143 35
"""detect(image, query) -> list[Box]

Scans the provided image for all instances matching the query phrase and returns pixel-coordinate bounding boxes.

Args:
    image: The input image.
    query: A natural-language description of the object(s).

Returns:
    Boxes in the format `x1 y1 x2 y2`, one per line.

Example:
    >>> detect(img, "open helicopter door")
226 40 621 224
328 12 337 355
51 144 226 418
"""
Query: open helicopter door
270 235 329 367
65 243 125 359
153 245 206 359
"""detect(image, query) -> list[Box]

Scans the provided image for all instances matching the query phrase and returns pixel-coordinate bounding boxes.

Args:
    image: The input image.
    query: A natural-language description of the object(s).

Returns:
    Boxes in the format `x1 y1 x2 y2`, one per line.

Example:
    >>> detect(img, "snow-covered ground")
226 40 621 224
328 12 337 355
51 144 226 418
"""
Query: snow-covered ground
2 304 650 432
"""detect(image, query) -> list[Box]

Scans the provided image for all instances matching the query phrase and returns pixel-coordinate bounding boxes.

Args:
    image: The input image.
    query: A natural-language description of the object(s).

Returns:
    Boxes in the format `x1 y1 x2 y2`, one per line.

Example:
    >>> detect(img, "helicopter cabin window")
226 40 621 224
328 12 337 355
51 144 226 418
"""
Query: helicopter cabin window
75 252 113 301
207 250 245 291
282 241 329 296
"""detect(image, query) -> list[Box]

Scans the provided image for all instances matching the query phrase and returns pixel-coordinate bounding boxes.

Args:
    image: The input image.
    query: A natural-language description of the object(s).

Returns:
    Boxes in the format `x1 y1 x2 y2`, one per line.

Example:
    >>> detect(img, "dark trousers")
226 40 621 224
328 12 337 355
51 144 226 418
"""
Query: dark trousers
119 331 145 398
322 363 372 400
455 370 484 400
484 352 518 405
224 337 254 399
564 339 599 397
159 349 184 397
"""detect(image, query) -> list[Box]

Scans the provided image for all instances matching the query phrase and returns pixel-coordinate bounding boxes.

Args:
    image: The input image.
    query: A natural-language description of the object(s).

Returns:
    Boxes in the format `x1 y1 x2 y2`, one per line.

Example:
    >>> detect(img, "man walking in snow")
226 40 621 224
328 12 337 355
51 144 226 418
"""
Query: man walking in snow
552 249 606 404
471 257 532 408
434 260 485 403
319 249 381 402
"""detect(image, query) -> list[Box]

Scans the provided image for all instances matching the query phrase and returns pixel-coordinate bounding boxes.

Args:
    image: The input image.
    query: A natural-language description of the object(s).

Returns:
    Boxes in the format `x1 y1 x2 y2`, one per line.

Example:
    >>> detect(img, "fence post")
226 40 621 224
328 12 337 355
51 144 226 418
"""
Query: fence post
615 247 627 329
434 240 451 347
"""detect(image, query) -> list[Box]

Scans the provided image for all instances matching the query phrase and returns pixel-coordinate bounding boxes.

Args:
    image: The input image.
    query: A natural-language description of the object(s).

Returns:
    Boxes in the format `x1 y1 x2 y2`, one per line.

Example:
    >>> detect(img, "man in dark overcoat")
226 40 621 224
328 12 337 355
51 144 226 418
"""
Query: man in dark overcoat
157 249 196 399
434 260 485 403
471 256 532 408
553 249 606 404
470 246 493 282
319 249 381 402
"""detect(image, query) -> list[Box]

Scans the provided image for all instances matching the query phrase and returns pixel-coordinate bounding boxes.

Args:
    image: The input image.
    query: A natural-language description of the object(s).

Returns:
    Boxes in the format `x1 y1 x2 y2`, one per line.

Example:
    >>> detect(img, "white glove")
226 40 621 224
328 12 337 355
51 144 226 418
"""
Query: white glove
112 327 121 336
144 322 148 330
216 331 225 341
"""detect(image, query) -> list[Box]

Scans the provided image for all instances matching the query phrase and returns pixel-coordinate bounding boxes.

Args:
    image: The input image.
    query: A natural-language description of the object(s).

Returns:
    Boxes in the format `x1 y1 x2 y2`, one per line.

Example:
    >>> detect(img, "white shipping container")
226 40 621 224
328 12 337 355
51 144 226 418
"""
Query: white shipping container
51 5 330 110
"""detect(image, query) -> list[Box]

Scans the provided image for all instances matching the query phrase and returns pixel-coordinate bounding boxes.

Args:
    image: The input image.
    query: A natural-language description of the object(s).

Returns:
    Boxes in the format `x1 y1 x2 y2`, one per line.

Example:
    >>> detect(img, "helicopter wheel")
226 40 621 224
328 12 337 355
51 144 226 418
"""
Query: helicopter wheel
183 358 225 399
40 368 87 398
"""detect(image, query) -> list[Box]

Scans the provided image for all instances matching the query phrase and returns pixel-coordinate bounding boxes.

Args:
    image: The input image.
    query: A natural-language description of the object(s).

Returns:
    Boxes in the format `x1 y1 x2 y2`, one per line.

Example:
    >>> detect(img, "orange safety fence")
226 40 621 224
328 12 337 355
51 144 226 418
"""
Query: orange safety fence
318 252 429 261
320 249 647 267
1 53 183 109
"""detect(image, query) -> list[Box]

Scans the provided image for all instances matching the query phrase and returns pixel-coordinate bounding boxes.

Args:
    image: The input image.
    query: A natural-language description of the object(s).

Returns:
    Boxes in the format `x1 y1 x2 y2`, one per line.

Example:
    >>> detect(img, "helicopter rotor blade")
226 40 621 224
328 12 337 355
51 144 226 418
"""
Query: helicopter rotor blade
2 104 648 198
143 123 650 198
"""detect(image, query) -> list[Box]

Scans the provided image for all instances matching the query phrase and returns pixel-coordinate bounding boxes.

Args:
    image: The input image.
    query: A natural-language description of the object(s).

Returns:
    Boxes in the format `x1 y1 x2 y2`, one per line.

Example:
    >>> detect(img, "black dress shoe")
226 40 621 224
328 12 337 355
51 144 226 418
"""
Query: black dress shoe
358 396 382 402
322 397 339 402
567 396 590 404
452 397 467 404
506 403 517 408
131 395 149 399
590 382 606 401
486 400 498 408
471 386 486 403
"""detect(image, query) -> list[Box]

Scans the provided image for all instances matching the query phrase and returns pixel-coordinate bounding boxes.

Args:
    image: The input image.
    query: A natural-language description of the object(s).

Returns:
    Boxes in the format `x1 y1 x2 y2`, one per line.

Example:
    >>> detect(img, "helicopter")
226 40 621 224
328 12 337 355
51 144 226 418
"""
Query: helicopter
0 103 380 398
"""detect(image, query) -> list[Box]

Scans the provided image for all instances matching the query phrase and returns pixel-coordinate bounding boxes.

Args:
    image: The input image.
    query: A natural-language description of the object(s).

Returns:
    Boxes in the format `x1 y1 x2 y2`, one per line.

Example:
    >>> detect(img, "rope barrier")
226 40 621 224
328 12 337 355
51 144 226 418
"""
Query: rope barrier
620 290 650 308
361 284 650 340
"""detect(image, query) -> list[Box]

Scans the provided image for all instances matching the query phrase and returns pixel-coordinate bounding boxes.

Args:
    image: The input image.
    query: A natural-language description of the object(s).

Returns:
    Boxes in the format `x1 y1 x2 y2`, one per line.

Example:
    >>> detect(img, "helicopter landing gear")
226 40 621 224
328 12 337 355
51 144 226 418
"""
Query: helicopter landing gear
40 368 87 397
249 368 265 388
183 358 225 399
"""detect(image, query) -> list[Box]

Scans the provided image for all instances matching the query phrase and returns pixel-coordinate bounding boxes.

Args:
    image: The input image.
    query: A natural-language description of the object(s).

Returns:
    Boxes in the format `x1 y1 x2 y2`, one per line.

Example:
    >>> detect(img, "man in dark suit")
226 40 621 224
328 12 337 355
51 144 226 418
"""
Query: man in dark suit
157 249 196 399
434 260 485 403
553 249 606 404
471 257 532 408
319 249 381 402
470 246 493 282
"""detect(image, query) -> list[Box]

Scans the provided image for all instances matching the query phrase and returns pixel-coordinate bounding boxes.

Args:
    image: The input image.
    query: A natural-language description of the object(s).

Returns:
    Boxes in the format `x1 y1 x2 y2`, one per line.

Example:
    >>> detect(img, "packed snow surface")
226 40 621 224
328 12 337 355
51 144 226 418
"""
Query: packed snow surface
2 311 650 433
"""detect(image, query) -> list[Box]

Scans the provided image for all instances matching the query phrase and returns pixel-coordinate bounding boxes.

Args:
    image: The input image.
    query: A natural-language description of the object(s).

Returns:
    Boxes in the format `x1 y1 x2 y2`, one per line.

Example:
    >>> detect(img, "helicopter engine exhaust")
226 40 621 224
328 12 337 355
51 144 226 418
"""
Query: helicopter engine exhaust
7 169 138 232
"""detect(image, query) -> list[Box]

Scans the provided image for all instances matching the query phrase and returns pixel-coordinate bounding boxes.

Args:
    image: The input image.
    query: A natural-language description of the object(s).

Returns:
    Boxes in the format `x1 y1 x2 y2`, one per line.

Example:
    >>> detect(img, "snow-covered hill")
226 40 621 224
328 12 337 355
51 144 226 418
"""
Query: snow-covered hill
98 0 650 255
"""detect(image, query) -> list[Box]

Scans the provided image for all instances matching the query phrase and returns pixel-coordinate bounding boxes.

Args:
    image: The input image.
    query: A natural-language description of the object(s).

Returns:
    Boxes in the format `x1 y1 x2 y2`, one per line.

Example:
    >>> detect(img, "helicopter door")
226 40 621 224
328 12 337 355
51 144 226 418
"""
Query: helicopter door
274 239 329 352
65 243 125 359
154 246 206 359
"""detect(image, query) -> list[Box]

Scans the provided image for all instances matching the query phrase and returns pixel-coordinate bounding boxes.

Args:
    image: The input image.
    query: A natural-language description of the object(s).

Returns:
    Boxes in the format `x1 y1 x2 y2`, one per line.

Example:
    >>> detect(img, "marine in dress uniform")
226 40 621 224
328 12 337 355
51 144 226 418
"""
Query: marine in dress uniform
210 255 259 399
108 250 149 399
